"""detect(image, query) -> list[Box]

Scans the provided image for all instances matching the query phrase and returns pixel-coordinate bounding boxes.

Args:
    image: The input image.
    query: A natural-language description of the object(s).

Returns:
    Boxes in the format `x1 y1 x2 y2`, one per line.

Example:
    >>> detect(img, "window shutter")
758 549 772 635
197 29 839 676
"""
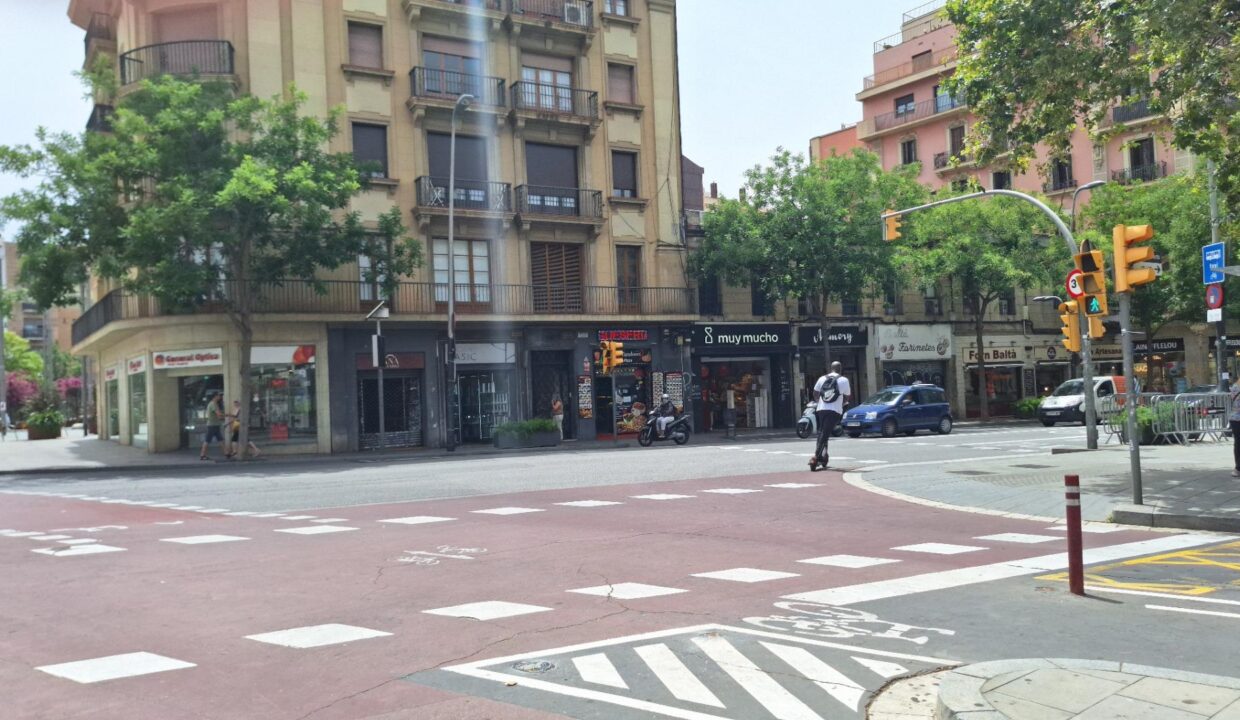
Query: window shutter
348 23 383 69
531 243 583 312
612 151 637 197
351 123 388 178
607 64 634 104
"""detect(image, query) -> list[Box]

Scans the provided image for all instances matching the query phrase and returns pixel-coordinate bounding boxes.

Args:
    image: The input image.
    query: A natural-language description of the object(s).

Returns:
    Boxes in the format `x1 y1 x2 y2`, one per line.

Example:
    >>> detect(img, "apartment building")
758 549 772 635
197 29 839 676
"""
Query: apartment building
808 0 1209 415
67 0 691 453
2 241 80 355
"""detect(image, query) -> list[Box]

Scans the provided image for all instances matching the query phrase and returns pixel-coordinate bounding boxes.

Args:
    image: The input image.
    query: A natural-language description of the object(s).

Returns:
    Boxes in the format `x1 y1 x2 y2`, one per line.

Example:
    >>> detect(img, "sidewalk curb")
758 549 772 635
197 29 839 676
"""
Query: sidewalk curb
842 471 1062 524
1111 503 1240 534
937 658 1240 719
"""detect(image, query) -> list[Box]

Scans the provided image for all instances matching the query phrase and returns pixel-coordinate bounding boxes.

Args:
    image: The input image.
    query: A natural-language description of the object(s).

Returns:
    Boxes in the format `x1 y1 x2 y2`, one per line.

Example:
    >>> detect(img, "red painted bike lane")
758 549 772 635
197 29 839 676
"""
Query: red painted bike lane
0 471 1168 719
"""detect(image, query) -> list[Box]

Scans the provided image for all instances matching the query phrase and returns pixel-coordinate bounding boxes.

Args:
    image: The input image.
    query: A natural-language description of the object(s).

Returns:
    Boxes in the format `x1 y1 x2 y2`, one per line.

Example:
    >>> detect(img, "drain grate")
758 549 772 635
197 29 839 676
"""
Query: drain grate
513 660 555 674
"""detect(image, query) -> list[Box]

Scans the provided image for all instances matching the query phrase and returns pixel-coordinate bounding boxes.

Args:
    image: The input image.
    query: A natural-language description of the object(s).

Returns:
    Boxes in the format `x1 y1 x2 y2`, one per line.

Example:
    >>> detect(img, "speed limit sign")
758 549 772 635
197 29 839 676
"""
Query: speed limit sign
1066 269 1085 299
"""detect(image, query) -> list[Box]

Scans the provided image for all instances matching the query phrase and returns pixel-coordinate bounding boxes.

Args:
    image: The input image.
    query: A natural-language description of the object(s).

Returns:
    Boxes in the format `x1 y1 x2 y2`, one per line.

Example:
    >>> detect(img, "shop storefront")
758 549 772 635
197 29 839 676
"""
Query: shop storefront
251 345 318 446
691 323 795 432
1092 339 1188 393
796 325 870 404
1209 336 1240 388
151 347 225 449
356 350 424 450
1034 344 1072 397
454 342 516 443
126 355 148 448
963 343 1024 418
875 324 953 406
103 365 120 439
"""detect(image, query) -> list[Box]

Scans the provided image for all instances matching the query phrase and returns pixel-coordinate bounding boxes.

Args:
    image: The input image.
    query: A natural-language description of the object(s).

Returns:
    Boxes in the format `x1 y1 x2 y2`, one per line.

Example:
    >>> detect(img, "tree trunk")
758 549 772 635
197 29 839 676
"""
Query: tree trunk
975 296 990 422
819 310 833 369
232 240 254 460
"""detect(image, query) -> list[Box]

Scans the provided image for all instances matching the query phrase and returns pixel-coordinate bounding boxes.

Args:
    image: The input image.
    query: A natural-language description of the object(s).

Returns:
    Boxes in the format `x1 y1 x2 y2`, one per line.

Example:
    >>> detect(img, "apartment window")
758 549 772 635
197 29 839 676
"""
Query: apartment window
433 238 490 304
699 277 722 316
894 94 915 117
617 246 641 312
607 63 635 105
422 37 482 97
911 50 933 72
22 323 44 339
347 22 384 69
884 282 903 315
611 151 638 198
991 171 1012 190
530 242 583 312
604 0 630 15
842 298 861 316
1051 158 1074 189
525 142 580 214
154 6 218 42
933 84 959 112
900 138 917 165
751 282 774 317
351 123 388 179
948 125 966 157
358 252 388 302
923 284 942 316
998 289 1017 316
1129 137 1155 171
521 53 574 113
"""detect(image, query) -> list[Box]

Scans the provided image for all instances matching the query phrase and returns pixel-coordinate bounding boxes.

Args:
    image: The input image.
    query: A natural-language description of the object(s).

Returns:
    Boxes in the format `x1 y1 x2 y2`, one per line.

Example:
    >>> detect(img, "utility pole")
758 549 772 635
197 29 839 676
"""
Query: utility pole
1209 160 1229 390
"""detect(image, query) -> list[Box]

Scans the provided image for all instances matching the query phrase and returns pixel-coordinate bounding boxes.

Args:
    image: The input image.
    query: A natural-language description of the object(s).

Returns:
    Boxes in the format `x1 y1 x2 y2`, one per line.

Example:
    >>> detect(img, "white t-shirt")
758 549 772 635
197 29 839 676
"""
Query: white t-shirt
814 373 851 414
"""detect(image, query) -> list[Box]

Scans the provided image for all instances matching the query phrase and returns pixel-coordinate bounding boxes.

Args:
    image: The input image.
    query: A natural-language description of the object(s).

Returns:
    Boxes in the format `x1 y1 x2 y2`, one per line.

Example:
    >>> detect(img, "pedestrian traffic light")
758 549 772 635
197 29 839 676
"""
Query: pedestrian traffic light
1088 316 1105 340
1059 300 1082 353
1075 249 1109 318
1113 224 1157 293
883 210 902 242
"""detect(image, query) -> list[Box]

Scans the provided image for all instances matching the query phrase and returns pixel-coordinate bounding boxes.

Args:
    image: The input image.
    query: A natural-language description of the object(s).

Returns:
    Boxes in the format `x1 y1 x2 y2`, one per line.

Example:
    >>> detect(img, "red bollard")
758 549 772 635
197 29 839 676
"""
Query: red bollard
1065 474 1084 596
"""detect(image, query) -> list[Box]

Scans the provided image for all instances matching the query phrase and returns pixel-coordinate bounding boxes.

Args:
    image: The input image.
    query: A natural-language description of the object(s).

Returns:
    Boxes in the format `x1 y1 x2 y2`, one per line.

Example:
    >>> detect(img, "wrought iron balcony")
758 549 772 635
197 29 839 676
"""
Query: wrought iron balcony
415 177 512 213
862 94 964 137
1112 161 1167 184
409 67 506 108
863 46 957 91
119 40 235 86
1042 176 1078 193
515 185 603 219
510 0 594 29
511 81 599 121
1112 98 1153 124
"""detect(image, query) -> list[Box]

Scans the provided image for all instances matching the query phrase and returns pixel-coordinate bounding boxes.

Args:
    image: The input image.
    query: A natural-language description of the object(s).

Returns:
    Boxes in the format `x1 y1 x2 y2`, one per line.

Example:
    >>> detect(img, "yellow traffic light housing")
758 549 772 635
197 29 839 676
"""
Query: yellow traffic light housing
1059 301 1082 353
1075 249 1109 318
599 341 612 374
1113 224 1157 293
607 341 625 373
1088 316 1105 340
883 210 902 242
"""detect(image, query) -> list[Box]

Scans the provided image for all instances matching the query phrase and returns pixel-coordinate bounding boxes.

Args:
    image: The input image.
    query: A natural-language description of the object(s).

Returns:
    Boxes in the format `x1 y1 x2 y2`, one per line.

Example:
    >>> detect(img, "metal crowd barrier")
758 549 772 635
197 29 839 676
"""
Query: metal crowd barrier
1098 392 1231 445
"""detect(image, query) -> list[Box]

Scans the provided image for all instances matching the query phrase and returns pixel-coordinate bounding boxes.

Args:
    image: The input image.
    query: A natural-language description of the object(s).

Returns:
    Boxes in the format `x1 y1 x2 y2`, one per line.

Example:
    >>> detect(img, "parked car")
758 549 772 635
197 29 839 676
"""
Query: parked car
840 384 953 438
1037 376 1128 426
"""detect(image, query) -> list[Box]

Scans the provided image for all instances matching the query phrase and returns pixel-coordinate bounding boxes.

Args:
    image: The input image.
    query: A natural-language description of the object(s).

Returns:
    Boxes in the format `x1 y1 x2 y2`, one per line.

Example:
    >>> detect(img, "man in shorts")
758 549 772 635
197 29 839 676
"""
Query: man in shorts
199 391 226 460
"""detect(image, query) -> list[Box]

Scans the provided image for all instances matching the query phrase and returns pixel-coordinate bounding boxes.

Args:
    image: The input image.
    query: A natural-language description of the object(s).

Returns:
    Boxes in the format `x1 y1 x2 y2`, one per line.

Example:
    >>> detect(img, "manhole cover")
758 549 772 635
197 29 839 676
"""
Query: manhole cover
1013 464 1053 469
949 470 991 476
513 660 555 674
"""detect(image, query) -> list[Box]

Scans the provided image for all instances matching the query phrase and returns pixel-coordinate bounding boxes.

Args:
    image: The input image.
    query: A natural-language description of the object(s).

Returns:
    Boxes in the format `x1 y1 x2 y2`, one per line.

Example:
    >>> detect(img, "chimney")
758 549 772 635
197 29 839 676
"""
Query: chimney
710 182 718 199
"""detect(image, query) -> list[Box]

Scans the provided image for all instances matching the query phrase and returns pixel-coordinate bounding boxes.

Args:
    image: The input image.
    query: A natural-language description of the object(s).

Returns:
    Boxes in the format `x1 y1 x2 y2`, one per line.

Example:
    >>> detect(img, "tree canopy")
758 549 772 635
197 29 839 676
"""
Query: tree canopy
2 331 44 377
945 0 1240 203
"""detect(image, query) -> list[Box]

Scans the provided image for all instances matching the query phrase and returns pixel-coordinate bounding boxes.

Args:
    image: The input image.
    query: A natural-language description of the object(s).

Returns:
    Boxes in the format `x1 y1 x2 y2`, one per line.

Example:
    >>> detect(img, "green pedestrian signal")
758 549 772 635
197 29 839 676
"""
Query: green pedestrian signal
1084 294 1105 317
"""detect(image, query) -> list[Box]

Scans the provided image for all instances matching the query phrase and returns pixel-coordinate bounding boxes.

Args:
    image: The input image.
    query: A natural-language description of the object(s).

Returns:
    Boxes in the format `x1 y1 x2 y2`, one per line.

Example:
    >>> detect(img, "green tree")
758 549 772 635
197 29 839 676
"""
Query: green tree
0 76 418 455
945 0 1240 204
2 330 44 377
692 148 926 364
896 192 1065 420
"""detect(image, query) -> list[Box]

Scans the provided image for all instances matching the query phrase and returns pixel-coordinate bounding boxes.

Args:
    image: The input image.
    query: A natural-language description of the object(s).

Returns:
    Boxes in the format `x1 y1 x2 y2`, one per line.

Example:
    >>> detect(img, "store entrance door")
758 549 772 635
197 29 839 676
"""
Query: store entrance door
458 370 512 443
178 374 224 449
531 351 573 439
358 372 424 449
105 379 120 438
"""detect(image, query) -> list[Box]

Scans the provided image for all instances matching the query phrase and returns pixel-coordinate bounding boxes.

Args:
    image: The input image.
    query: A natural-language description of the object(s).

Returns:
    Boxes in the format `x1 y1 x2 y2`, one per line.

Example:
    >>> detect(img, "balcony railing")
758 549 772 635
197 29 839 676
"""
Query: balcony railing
1112 98 1153 124
511 0 595 29
515 185 603 219
409 67 506 107
1112 161 1167 184
511 81 599 121
415 176 512 212
120 40 235 86
869 94 964 133
432 0 503 8
863 46 957 90
74 281 695 341
1042 176 1077 193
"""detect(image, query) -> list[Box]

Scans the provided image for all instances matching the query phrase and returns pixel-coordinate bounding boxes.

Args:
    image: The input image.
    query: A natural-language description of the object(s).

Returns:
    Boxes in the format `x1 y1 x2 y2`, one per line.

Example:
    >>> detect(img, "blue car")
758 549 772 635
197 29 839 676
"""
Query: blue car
840 384 953 438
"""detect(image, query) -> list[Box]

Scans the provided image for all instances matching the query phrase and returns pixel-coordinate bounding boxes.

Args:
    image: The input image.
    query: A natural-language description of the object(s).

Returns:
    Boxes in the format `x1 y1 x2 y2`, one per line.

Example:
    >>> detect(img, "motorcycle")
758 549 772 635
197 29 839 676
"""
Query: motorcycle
638 411 691 447
796 402 845 439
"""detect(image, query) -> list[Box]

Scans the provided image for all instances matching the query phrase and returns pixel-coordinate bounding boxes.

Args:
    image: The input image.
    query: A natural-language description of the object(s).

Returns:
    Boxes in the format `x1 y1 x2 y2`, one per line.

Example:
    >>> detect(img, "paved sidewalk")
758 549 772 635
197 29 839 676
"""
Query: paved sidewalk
852 441 1240 532
936 658 1240 719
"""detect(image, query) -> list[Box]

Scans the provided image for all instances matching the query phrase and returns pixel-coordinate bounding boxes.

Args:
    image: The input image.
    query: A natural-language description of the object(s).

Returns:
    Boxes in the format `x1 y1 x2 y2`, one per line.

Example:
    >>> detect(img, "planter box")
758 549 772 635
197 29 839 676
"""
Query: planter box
27 425 62 441
493 431 560 450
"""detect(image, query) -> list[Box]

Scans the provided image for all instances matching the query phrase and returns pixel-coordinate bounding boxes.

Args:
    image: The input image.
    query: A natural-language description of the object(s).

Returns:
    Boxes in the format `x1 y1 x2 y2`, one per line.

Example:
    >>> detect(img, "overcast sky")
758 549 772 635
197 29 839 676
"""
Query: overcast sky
0 0 919 220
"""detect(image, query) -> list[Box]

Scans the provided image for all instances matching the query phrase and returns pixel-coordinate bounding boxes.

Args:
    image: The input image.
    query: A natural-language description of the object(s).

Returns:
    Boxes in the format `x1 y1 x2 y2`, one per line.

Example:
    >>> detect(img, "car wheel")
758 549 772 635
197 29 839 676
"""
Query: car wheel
936 416 953 435
1041 420 1056 427
847 431 862 439
881 418 898 438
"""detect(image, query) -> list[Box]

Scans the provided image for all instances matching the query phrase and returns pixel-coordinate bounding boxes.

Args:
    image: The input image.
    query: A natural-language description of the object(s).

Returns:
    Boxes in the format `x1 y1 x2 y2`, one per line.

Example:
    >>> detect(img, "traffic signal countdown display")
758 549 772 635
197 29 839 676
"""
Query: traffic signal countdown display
1059 301 1082 353
1113 224 1157 293
599 341 625 374
1075 249 1109 318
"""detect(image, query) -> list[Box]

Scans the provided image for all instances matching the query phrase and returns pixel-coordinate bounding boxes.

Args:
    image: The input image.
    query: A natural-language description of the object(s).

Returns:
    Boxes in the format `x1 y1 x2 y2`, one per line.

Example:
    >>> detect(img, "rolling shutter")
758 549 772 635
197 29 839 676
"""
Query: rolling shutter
530 242 583 313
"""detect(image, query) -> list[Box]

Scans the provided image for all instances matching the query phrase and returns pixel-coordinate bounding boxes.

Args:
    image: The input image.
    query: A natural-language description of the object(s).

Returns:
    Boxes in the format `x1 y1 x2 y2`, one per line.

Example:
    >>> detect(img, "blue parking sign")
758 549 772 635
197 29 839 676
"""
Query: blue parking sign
1203 242 1226 284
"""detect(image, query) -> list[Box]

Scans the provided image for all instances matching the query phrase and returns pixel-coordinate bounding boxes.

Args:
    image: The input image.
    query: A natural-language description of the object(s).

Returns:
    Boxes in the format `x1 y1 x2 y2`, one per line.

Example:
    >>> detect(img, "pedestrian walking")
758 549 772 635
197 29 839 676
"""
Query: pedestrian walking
200 391 226 461
1230 381 1240 477
0 400 9 441
809 361 851 471
551 394 565 439
226 399 260 459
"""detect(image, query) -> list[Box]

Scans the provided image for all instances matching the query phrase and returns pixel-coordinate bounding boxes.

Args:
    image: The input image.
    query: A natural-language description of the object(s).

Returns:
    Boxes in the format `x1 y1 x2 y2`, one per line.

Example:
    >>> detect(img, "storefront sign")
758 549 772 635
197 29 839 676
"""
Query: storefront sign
577 375 593 419
152 347 223 370
103 365 119 382
796 325 869 348
964 346 1023 364
254 345 316 365
598 329 649 342
454 342 516 365
692 323 791 349
355 351 425 371
876 324 952 361
1134 338 1185 354
1044 346 1059 361
126 355 147 375
1209 337 1240 350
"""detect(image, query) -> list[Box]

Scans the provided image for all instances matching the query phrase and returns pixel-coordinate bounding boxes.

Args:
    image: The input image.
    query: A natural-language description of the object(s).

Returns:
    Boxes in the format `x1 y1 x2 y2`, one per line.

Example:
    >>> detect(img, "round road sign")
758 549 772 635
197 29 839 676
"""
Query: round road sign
1207 283 1225 310
1066 269 1085 299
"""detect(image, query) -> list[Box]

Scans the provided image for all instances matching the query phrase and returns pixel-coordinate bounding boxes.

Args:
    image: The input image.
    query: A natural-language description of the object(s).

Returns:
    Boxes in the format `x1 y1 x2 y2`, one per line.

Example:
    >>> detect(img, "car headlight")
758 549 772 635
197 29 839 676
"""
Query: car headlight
864 411 878 420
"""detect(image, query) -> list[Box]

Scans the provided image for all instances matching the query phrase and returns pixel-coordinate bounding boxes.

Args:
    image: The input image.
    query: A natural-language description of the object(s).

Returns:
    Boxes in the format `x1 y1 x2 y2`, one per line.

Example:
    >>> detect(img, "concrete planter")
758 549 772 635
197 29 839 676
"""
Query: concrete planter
493 431 560 450
26 424 62 441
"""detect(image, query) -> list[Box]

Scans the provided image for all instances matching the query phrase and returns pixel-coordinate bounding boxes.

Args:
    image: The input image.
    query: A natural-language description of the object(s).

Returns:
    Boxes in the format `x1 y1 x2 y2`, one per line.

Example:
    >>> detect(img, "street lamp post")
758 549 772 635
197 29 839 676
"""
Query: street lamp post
445 93 474 453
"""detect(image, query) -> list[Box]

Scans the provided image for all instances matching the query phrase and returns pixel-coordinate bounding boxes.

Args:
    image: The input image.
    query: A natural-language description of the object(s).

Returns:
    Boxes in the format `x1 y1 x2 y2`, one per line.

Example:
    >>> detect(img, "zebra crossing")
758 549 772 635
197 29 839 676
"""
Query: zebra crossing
440 624 951 720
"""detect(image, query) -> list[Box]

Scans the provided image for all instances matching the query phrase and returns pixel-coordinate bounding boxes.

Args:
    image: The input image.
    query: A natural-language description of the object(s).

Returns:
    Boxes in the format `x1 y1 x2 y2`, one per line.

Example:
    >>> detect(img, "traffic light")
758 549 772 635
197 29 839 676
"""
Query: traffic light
883 210 902 242
599 341 625 374
1113 224 1157 293
1088 316 1105 340
1075 249 1109 318
1059 300 1082 353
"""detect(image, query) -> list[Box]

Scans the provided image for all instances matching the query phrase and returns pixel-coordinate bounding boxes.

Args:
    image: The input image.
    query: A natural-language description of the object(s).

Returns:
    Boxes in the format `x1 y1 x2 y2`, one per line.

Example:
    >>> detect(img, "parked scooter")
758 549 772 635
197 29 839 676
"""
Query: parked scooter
796 402 844 439
638 411 691 447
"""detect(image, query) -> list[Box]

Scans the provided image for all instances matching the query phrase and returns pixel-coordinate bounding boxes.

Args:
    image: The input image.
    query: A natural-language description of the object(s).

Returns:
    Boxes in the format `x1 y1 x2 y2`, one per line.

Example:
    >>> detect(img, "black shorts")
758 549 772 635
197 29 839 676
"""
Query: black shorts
204 425 224 443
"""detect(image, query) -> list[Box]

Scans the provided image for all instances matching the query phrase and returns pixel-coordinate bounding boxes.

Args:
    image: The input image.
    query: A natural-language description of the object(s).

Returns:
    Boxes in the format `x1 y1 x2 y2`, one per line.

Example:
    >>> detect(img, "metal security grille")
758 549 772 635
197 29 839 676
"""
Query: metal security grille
358 373 424 450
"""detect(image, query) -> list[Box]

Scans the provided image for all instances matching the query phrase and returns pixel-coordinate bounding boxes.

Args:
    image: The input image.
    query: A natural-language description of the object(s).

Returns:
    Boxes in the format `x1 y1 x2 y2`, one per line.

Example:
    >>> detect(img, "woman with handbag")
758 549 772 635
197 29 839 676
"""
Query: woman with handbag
226 399 261 459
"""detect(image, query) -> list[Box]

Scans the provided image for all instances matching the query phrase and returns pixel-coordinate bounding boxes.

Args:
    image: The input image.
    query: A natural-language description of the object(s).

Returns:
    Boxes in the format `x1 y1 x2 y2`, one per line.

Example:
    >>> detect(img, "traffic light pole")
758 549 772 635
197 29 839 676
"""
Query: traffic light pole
1119 292 1143 504
1080 324 1099 450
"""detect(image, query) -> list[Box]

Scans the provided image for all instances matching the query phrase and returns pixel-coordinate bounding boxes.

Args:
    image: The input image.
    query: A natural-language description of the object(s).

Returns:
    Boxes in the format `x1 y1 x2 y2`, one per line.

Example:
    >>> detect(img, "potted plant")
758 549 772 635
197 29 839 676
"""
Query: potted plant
493 419 561 449
26 408 66 440
1119 406 1159 445
1014 397 1042 420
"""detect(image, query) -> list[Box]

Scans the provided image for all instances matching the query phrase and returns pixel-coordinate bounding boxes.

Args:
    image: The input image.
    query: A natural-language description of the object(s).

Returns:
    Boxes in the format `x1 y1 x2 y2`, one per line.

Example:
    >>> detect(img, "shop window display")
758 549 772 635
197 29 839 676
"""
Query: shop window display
700 361 771 430
249 345 317 444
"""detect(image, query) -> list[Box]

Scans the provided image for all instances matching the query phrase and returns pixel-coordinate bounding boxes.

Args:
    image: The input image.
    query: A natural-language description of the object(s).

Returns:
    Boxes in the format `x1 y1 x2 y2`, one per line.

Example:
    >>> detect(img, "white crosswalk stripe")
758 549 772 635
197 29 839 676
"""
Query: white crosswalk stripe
762 641 865 712
572 653 628 689
692 634 823 720
634 643 725 708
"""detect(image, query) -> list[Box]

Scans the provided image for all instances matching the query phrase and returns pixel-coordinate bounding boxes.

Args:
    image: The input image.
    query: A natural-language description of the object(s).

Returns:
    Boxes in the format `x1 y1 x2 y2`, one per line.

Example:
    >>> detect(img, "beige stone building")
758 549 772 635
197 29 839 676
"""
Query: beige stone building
3 241 80 355
67 0 693 453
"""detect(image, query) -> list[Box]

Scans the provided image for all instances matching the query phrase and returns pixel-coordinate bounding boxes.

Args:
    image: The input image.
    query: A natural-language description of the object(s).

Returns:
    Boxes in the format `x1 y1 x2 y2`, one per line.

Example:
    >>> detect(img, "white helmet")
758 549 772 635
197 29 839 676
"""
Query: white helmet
662 393 670 401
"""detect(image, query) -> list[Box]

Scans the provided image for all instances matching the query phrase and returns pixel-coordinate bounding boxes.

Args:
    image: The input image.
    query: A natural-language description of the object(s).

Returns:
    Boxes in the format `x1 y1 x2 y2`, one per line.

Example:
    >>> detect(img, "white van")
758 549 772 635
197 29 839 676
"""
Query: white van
1037 376 1130 427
